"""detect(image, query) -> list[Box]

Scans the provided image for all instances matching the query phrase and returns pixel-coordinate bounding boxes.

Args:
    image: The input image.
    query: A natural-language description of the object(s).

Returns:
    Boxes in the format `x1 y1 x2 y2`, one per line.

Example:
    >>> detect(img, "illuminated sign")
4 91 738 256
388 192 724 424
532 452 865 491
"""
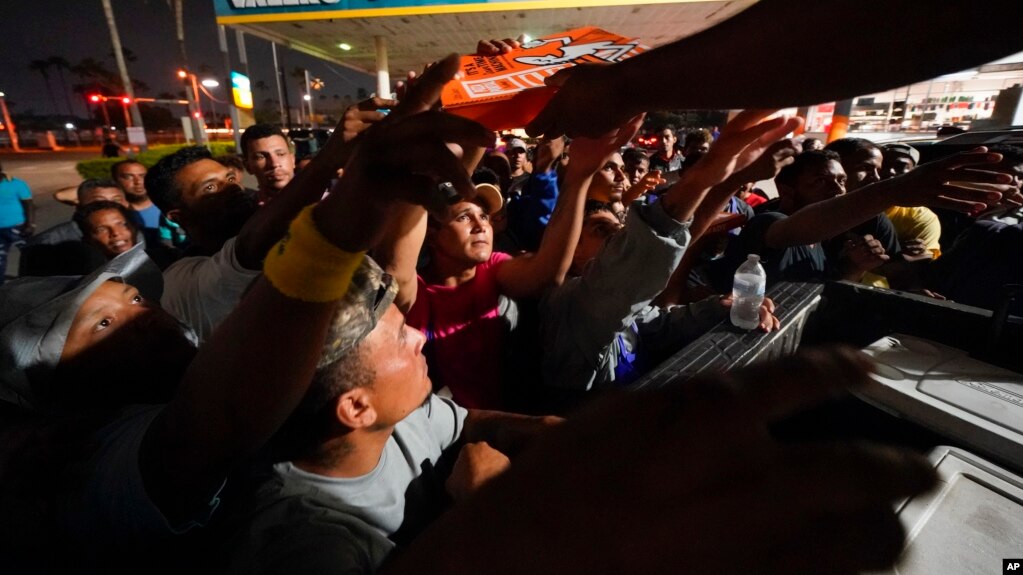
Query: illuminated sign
231 71 254 109
213 0 681 23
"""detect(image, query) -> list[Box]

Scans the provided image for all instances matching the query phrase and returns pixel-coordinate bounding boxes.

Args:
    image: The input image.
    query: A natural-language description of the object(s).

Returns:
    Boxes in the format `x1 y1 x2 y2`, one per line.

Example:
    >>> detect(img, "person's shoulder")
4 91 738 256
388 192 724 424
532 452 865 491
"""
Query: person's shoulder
486 251 514 268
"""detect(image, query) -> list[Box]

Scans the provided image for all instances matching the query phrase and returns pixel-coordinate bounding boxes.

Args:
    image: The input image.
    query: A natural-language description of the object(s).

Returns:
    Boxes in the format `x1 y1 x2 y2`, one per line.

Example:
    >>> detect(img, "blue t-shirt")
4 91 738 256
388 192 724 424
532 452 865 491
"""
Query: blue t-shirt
0 177 31 228
135 204 162 230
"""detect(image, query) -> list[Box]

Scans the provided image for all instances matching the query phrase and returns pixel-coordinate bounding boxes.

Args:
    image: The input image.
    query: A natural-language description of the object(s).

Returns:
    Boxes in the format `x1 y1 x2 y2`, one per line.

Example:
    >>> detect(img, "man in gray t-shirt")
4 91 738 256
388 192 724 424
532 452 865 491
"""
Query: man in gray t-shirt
223 255 558 575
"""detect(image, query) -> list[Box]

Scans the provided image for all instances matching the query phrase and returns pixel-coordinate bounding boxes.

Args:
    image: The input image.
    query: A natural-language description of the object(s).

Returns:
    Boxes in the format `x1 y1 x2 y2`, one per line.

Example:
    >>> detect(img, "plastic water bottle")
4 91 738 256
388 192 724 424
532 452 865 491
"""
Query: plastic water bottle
730 254 766 330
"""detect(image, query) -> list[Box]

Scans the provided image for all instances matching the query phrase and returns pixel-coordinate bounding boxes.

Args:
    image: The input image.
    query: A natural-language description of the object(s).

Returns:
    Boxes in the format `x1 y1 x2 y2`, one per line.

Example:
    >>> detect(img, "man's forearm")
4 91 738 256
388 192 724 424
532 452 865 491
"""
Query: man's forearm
462 409 560 458
373 206 427 314
612 0 1021 113
765 183 892 249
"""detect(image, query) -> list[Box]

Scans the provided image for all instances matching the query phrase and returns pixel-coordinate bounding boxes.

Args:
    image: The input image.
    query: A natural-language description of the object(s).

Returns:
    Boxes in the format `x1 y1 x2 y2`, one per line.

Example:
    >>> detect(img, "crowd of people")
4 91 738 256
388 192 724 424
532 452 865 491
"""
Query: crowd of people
2 5 1023 573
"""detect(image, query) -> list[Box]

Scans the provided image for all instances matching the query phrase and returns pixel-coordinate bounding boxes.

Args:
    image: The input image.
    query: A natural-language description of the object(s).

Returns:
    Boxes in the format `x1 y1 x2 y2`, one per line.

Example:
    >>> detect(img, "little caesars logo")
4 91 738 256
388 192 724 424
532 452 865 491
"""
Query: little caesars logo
229 0 341 8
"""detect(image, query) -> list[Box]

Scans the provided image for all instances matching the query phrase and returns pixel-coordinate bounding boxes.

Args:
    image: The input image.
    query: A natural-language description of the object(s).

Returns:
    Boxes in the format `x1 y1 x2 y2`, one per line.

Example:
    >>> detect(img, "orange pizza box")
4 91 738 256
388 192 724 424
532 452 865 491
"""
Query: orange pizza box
441 27 648 131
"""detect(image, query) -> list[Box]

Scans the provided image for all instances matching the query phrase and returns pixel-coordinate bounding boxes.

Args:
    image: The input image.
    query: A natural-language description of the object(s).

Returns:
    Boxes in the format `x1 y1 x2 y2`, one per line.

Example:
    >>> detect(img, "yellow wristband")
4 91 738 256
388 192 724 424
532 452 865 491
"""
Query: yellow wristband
264 205 366 302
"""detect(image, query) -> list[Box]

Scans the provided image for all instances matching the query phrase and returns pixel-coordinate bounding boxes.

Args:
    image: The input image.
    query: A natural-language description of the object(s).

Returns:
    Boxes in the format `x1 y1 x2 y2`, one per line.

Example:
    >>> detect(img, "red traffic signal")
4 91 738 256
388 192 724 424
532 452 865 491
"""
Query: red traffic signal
88 94 102 103
193 111 201 119
121 97 131 105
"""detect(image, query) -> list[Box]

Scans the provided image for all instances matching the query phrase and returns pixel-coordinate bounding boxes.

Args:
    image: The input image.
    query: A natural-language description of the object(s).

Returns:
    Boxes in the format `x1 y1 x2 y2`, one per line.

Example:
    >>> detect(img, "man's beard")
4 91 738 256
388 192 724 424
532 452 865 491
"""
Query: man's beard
192 187 260 242
125 189 148 205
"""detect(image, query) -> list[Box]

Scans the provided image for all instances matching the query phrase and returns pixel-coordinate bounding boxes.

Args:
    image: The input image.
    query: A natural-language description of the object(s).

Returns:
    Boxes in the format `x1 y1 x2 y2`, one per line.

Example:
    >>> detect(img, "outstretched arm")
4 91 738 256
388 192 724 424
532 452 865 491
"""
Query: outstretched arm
528 0 1023 138
659 111 802 227
138 58 493 524
494 116 643 300
764 148 1014 249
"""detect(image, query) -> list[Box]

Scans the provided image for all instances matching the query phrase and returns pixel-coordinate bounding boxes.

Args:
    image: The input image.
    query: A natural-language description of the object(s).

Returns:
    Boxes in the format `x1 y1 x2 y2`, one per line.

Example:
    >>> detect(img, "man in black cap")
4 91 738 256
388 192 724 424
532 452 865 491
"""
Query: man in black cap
880 143 942 261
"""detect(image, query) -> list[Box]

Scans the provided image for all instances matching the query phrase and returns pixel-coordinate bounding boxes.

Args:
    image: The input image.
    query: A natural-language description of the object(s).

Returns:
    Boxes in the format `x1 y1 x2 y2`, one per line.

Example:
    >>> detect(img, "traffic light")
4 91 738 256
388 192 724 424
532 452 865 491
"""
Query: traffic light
121 97 131 105
89 94 101 103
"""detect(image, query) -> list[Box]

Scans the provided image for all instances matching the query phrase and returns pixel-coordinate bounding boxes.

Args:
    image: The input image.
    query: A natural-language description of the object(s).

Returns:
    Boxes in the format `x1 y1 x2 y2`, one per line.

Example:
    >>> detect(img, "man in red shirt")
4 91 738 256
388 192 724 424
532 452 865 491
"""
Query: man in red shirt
405 119 642 409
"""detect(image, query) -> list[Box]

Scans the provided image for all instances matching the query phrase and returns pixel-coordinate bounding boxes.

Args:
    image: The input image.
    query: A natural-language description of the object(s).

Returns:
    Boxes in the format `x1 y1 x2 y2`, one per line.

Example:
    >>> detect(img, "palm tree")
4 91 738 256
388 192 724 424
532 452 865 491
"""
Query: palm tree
48 56 76 115
29 59 60 115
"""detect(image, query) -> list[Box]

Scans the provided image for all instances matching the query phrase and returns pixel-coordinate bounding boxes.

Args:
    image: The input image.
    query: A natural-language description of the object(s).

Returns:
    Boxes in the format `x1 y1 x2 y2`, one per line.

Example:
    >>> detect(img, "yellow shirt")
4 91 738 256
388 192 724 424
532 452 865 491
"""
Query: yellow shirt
884 206 942 259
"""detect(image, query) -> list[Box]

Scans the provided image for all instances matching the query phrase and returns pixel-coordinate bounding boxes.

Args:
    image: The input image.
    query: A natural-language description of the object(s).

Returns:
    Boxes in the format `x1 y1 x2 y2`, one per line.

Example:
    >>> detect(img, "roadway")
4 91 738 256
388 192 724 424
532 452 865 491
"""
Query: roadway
1 148 95 280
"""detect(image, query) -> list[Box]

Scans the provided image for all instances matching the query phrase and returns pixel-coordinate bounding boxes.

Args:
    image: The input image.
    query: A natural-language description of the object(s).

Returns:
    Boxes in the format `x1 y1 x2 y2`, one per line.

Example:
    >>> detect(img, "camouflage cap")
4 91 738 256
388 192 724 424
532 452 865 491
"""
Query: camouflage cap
317 254 398 368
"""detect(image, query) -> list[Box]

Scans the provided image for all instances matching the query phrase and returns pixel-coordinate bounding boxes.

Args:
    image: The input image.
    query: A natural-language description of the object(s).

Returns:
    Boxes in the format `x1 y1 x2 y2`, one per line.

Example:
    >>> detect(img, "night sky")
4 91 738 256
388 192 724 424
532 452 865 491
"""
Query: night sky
0 0 375 119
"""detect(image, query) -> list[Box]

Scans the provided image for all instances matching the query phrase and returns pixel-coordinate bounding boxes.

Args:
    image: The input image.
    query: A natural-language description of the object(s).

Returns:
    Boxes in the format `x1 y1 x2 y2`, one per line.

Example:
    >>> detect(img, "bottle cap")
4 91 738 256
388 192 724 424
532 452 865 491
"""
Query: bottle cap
747 254 760 263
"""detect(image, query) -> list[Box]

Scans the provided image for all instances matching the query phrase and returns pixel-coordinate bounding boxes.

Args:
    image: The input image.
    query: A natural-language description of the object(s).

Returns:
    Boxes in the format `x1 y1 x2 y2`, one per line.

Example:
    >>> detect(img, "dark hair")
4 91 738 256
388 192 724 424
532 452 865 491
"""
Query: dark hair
801 137 823 150
240 124 289 157
824 137 880 159
988 144 1023 167
622 148 650 166
776 150 842 188
685 129 713 148
73 200 138 237
584 199 616 217
215 153 245 172
472 166 500 186
75 178 122 204
110 159 144 180
0 160 6 180
144 145 213 213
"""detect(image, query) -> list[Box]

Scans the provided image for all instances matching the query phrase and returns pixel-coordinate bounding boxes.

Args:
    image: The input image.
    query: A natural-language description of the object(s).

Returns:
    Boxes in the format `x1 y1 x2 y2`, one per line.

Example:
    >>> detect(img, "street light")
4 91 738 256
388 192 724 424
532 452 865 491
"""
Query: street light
177 69 206 145
197 78 227 131
0 90 20 151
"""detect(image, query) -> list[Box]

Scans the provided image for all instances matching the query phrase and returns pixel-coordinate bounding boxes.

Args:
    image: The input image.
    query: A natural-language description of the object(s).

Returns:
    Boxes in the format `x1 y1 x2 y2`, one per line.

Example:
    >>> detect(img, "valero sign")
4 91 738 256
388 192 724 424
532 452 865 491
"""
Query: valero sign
231 71 254 110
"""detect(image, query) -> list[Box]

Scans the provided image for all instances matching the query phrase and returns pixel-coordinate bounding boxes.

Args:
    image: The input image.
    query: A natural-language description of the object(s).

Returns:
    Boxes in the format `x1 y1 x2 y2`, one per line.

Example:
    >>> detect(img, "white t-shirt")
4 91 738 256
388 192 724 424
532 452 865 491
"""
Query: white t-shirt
161 237 260 342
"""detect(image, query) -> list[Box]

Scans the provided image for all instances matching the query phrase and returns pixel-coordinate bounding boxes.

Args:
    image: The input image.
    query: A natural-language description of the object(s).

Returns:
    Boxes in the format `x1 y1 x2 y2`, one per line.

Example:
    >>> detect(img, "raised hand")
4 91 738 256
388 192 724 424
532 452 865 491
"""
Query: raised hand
840 234 890 278
623 169 667 204
695 110 803 183
312 57 492 253
532 136 566 173
892 147 1016 213
662 110 801 224
525 64 625 139
445 441 511 503
566 114 644 176
729 137 801 185
338 97 397 143
719 295 780 332
476 35 525 56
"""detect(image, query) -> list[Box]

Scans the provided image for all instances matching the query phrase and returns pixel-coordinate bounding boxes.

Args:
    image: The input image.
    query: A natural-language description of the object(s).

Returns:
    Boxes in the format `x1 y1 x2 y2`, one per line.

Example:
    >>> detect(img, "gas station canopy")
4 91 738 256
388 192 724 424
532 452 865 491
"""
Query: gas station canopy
214 0 756 80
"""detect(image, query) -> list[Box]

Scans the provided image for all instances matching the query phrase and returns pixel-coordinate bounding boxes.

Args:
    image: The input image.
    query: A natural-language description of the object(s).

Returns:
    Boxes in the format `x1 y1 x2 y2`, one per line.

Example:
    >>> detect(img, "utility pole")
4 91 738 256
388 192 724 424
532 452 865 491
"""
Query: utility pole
271 43 288 127
0 92 21 152
101 0 146 151
304 69 317 129
170 0 204 145
220 25 242 151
